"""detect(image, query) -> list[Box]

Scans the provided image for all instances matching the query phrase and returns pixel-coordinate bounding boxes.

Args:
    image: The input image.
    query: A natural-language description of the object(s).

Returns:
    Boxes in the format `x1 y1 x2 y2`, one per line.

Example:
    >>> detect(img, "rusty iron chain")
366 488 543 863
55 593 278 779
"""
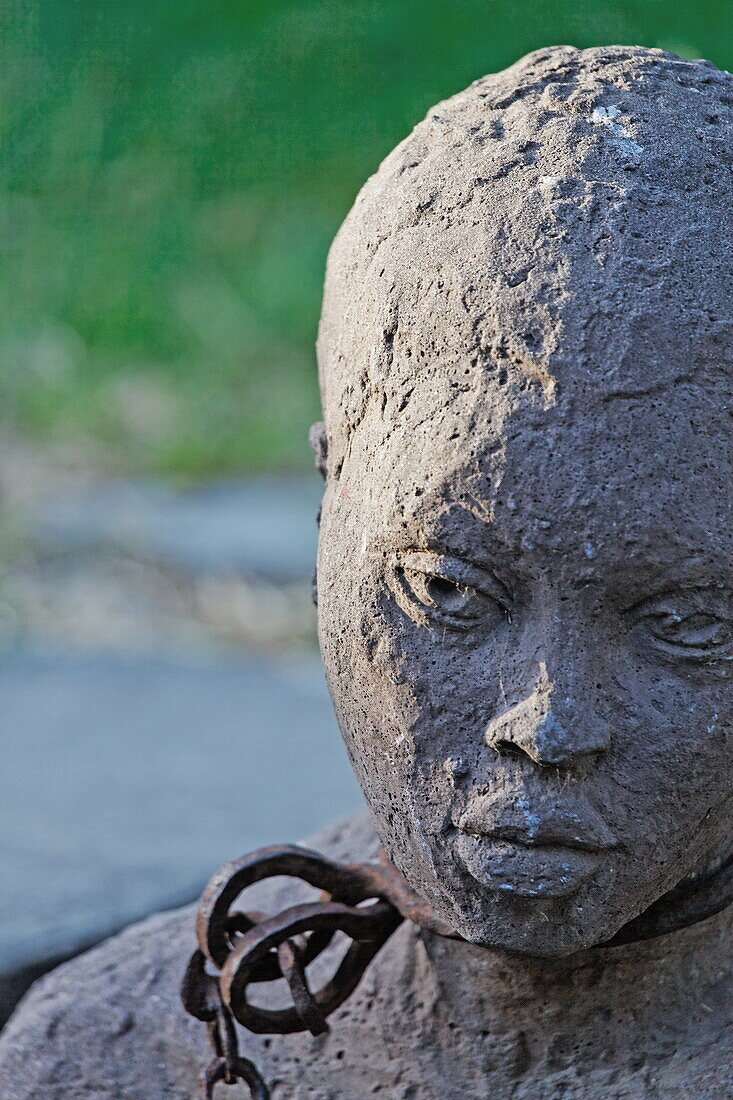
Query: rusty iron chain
181 842 733 1096
180 844 454 1096
181 947 271 1098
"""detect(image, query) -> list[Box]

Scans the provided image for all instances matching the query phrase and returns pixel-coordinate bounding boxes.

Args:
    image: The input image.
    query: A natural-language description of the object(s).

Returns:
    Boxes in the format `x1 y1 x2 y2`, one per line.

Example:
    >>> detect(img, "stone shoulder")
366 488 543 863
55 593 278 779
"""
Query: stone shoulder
0 809 376 1099
0 905 201 1099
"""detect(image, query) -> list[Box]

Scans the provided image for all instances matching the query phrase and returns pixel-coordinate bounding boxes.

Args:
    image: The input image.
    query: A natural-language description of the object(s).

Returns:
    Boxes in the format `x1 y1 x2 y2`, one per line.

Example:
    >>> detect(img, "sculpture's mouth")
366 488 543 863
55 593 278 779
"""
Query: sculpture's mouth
455 832 607 899
453 799 618 899
455 794 618 852
469 820 615 853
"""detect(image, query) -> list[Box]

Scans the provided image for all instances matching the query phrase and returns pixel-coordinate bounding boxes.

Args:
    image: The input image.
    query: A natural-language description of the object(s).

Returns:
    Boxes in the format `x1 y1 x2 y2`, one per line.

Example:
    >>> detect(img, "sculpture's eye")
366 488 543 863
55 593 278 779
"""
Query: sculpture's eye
389 551 511 633
631 590 733 663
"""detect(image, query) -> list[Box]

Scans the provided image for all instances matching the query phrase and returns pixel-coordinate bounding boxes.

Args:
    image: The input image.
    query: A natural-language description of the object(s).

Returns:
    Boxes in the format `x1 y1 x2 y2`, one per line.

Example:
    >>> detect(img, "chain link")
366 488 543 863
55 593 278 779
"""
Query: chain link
180 845 430 1094
181 947 271 1099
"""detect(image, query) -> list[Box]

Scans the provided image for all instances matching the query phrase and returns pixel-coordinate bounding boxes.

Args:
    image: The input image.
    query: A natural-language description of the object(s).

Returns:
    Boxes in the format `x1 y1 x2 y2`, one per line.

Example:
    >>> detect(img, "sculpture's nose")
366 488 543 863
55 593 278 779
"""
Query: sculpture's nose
485 665 610 768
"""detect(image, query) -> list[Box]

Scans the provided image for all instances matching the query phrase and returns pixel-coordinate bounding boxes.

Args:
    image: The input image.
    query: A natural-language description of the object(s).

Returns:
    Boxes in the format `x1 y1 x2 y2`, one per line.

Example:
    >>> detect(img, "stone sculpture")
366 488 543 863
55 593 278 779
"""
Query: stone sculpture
1 43 731 1099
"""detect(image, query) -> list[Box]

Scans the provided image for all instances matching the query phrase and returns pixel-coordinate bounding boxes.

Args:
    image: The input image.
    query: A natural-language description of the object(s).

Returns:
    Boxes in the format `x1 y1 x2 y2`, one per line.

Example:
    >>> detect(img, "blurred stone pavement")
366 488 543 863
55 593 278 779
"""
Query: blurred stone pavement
0 452 361 1023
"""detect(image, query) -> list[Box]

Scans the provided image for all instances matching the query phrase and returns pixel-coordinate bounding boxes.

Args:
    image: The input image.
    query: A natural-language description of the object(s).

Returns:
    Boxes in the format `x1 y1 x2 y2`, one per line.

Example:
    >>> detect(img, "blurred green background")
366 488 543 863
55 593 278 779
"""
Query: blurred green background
0 0 730 476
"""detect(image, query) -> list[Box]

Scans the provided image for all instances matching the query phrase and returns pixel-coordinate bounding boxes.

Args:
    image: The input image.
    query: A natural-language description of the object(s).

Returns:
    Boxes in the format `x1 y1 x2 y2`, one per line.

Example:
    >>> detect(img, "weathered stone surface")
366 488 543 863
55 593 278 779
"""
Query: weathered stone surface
0 812 378 1099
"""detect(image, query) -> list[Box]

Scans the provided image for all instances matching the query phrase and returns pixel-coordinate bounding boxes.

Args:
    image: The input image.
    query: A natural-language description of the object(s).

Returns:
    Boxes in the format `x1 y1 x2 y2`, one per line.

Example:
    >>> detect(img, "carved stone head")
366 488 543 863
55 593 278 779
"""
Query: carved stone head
314 46 733 956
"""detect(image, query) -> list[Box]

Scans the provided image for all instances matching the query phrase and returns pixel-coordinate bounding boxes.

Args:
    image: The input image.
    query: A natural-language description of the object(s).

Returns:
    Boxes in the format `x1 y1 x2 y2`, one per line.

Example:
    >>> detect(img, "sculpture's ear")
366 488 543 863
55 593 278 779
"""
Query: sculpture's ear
309 421 328 482
309 422 328 608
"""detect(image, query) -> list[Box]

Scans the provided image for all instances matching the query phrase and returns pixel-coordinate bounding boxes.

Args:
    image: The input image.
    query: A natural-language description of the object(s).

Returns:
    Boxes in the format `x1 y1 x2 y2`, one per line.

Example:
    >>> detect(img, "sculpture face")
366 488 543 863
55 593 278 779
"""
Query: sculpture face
315 46 733 955
318 353 732 955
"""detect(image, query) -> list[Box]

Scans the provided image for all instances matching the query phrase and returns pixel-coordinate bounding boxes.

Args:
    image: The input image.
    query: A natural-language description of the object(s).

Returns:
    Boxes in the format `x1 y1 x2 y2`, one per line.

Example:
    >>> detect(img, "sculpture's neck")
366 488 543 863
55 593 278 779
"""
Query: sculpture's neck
398 905 732 1089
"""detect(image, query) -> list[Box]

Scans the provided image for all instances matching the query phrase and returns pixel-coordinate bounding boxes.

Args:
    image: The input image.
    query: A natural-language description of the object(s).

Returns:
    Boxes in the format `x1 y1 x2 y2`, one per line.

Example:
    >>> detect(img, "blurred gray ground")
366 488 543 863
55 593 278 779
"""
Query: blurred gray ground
0 453 361 1022
0 453 326 651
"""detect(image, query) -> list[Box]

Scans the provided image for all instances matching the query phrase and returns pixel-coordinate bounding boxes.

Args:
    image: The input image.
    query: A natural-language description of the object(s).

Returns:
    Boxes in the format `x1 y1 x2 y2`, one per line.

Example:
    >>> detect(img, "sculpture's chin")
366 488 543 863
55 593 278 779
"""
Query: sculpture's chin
454 920 612 959
380 820 667 957
418 870 632 959
444 908 619 959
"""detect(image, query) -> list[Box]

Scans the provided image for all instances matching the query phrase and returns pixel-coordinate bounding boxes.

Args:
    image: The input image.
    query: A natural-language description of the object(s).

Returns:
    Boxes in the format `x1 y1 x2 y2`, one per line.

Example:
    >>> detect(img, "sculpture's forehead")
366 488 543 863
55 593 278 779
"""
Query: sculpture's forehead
324 174 732 479
336 370 732 581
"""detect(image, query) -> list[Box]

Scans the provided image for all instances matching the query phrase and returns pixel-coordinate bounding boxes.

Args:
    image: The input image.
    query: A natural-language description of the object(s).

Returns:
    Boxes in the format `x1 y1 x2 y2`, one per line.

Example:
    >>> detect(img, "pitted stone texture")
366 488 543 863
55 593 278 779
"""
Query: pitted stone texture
0 813 378 1099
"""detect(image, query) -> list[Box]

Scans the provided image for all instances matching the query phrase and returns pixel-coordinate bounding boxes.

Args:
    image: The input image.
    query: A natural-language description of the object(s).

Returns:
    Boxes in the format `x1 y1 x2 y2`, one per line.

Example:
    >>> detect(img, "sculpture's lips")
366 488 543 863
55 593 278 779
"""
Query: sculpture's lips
455 798 618 854
466 822 614 854
453 796 617 899
455 833 605 899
